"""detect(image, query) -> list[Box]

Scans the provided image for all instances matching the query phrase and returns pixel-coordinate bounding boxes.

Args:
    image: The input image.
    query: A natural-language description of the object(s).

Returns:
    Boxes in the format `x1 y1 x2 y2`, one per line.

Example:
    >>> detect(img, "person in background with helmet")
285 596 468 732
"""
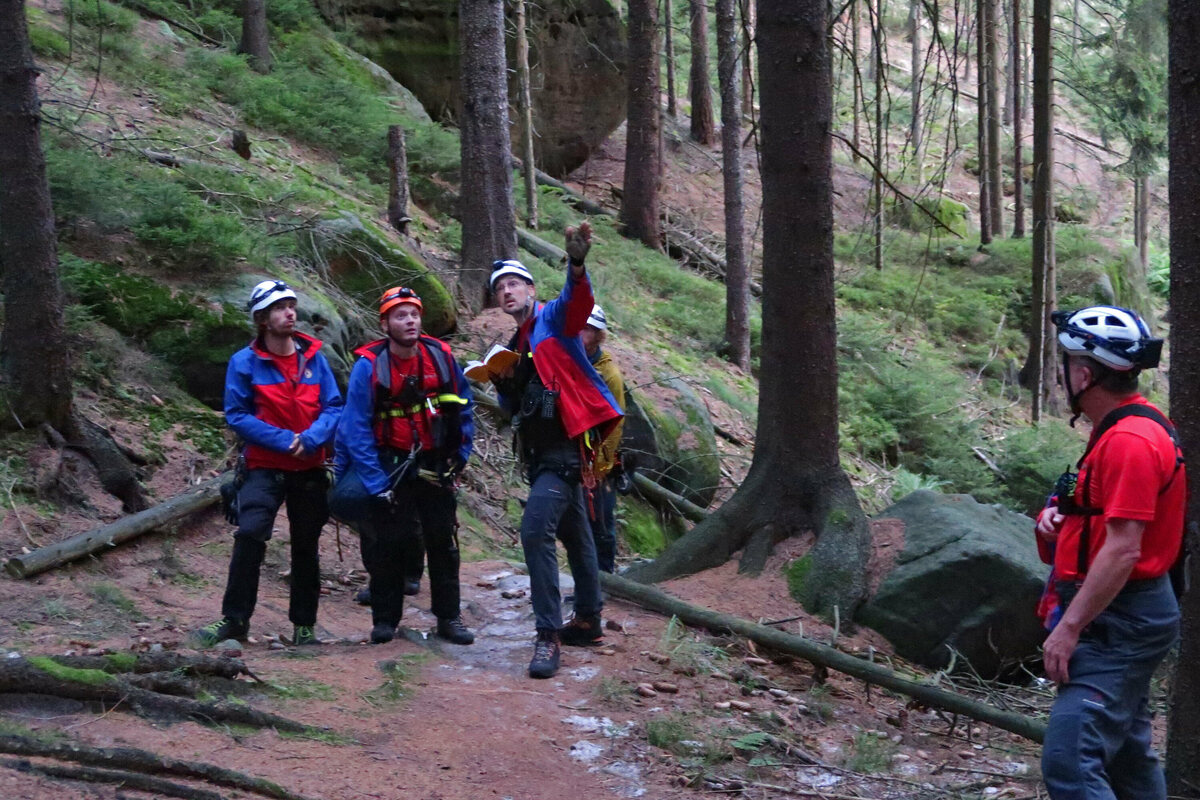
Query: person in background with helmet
195 280 343 648
337 287 475 645
1036 305 1183 799
488 222 623 679
580 304 627 573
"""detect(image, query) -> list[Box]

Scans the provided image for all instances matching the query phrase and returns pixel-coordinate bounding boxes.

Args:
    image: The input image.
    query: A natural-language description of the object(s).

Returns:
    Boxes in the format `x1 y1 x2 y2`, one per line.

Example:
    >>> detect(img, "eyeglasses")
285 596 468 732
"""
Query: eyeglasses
382 287 421 304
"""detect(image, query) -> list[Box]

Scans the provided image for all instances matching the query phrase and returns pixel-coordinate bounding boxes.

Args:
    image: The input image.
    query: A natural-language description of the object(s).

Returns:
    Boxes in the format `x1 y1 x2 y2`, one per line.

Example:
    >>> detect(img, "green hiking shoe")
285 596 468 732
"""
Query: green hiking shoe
192 617 248 648
291 625 319 646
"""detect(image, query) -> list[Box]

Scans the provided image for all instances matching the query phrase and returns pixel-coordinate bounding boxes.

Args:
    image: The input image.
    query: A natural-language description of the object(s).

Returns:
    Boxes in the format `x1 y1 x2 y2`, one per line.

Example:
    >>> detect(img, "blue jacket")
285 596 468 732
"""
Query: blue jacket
498 265 622 441
224 332 343 471
336 337 475 495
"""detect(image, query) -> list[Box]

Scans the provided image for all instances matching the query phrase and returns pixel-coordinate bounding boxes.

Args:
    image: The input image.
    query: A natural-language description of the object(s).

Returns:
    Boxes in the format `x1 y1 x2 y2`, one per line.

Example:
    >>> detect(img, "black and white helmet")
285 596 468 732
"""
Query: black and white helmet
489 259 534 291
587 304 608 330
247 279 297 321
1052 305 1162 371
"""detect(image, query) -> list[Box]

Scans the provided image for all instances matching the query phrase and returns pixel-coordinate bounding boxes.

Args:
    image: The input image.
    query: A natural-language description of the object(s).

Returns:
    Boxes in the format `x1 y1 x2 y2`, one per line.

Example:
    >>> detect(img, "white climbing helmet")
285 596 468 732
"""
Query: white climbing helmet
587 304 608 330
247 279 297 320
1052 305 1161 371
489 259 534 291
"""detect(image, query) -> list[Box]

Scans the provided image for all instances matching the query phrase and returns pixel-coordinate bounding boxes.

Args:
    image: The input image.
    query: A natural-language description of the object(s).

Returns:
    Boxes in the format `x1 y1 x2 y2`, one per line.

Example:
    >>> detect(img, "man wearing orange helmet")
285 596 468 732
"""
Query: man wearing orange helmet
337 287 475 645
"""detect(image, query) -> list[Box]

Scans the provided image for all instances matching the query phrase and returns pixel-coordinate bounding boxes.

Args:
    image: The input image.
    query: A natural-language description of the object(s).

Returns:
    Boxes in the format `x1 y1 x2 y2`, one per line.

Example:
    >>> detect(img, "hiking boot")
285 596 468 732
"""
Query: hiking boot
192 617 248 648
354 587 371 605
403 579 421 596
559 615 603 647
291 625 319 646
435 616 475 645
370 622 396 644
528 630 561 679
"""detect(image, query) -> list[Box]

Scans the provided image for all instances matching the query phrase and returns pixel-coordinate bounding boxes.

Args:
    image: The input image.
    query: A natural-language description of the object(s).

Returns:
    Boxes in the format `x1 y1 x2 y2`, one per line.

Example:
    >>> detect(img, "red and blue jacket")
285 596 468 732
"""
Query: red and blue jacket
224 332 343 471
336 336 474 496
498 265 623 442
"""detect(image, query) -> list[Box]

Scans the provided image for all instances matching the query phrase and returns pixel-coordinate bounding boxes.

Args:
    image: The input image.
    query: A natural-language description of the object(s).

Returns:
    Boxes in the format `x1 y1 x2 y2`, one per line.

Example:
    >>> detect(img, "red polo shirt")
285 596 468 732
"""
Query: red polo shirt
1055 396 1186 581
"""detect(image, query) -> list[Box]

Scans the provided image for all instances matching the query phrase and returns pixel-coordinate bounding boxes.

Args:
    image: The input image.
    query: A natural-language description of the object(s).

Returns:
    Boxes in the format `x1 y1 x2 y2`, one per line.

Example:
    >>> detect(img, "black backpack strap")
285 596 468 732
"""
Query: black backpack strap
419 336 455 395
1076 404 1185 577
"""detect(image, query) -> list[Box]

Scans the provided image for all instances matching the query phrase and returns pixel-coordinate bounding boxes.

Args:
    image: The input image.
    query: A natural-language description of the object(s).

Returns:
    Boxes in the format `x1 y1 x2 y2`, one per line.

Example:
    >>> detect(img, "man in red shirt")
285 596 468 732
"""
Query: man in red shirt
336 287 475 646
196 280 343 648
1036 305 1183 800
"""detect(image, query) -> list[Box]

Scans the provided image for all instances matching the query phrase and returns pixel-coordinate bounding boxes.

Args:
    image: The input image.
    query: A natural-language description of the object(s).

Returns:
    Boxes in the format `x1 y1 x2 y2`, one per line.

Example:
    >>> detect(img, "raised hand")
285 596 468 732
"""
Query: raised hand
564 221 593 265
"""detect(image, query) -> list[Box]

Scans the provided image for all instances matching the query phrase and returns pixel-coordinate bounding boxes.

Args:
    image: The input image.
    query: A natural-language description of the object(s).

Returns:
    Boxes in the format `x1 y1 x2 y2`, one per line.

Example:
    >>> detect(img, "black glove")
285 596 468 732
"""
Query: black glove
219 479 240 526
615 470 633 496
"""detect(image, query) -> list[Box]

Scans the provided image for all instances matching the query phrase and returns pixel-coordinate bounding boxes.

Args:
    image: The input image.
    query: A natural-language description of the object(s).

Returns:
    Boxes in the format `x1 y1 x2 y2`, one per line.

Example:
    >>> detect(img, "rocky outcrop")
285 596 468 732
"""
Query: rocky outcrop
314 0 627 176
622 378 721 509
856 491 1049 677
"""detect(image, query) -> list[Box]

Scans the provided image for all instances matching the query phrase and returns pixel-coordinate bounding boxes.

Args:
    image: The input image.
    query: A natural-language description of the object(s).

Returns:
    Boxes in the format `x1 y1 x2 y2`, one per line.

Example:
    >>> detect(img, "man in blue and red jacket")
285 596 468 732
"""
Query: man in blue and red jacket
337 287 475 646
488 222 623 679
196 280 343 648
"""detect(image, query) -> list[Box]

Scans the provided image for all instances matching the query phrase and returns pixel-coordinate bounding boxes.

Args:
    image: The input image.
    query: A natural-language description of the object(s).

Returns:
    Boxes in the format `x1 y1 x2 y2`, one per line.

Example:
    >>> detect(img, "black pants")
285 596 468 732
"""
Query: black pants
222 468 329 627
359 479 460 627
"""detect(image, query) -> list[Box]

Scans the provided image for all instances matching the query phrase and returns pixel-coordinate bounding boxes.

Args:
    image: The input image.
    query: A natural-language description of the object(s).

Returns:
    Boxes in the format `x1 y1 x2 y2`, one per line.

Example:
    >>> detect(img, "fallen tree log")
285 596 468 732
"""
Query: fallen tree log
0 656 315 734
47 651 253 681
0 734 320 800
632 472 709 523
5 473 229 578
599 572 1048 743
515 227 567 265
2 757 225 800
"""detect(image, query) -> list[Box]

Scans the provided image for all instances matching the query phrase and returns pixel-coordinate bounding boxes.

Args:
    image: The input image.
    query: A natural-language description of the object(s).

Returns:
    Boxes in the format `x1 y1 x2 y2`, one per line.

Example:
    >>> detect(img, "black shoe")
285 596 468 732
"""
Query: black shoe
436 616 475 645
528 630 561 679
370 622 396 644
354 587 371 605
559 615 604 647
403 580 421 596
193 617 248 648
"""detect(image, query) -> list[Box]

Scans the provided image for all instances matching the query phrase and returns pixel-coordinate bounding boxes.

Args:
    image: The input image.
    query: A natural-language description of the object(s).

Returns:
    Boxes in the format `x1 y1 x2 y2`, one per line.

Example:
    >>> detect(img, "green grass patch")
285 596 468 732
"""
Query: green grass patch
268 677 337 702
845 730 897 773
361 654 426 707
657 616 727 677
88 581 144 620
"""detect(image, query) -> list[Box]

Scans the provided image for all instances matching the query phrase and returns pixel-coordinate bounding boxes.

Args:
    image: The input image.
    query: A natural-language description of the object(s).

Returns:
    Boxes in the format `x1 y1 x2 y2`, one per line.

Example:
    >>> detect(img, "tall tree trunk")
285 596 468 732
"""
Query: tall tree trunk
1165 0 1200 789
852 0 861 161
664 0 678 117
984 0 1004 236
977 0 992 244
873 0 883 271
716 0 749 370
1002 0 1013 124
1022 0 1054 419
237 0 272 74
1011 0 1025 237
627 0 871 620
740 0 755 116
909 0 922 183
459 0 516 310
623 0 663 249
515 0 538 229
0 0 72 432
1136 174 1149 276
386 125 411 234
688 0 716 143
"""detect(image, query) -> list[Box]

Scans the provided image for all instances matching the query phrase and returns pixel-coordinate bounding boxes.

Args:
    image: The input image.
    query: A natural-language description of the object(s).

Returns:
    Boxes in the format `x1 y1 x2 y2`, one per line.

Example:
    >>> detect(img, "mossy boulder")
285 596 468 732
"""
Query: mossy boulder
622 377 721 508
62 256 250 408
314 0 627 175
307 212 456 337
856 490 1049 677
885 195 970 238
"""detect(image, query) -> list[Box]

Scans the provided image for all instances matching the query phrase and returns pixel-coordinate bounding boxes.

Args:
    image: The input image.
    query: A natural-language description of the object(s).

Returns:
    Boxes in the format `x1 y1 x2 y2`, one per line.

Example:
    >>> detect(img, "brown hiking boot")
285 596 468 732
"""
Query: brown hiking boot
558 615 603 647
528 629 561 679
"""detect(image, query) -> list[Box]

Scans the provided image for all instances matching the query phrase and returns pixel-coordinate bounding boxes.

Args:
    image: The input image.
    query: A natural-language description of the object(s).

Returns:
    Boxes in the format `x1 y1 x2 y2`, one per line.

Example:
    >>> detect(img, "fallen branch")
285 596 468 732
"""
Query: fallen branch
5 473 228 578
2 757 225 800
631 472 709 523
515 227 566 265
0 734 319 800
599 572 1048 743
0 656 315 734
113 0 223 46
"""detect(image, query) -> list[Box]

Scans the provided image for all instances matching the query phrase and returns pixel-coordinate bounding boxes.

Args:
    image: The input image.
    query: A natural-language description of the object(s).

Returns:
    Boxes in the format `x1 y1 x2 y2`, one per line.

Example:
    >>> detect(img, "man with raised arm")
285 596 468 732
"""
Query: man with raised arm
488 223 623 678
